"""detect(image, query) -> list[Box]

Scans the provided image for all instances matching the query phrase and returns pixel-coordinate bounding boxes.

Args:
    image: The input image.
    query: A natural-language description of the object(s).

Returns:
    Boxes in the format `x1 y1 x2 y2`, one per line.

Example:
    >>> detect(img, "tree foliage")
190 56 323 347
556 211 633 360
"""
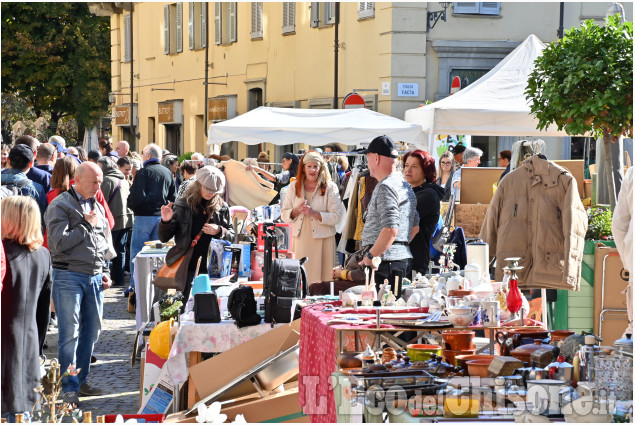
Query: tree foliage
1 3 110 131
526 15 633 141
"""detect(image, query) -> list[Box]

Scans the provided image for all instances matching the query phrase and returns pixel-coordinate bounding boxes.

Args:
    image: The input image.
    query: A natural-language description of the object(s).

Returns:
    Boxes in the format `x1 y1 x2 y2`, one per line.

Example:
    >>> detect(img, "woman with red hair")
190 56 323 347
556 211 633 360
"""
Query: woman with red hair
281 151 344 284
403 150 445 274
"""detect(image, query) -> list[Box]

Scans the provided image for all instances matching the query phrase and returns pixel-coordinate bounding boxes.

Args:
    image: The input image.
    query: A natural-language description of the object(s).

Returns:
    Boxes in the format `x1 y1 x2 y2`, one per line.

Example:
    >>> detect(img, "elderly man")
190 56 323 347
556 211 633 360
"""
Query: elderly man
358 135 419 287
44 162 112 406
115 140 130 158
128 143 176 291
451 146 483 202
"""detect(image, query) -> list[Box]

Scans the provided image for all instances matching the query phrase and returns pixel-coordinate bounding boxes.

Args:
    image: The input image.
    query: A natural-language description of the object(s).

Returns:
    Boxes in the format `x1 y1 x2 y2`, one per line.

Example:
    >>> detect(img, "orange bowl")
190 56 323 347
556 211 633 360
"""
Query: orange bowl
466 359 493 378
455 354 495 370
443 349 476 367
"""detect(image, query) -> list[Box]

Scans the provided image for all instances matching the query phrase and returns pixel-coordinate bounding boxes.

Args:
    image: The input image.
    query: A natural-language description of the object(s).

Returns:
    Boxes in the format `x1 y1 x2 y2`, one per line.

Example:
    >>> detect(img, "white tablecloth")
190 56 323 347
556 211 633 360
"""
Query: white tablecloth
165 313 280 385
133 248 168 331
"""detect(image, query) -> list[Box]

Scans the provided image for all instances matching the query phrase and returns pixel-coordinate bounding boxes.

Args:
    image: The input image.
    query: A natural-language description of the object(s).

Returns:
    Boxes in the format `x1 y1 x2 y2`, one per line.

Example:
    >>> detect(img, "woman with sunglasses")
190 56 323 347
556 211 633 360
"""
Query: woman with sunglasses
436 151 454 201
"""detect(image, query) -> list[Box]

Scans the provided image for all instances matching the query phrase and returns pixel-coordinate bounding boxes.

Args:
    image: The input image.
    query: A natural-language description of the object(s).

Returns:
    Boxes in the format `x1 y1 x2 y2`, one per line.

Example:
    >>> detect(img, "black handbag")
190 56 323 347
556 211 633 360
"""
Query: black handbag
432 188 457 252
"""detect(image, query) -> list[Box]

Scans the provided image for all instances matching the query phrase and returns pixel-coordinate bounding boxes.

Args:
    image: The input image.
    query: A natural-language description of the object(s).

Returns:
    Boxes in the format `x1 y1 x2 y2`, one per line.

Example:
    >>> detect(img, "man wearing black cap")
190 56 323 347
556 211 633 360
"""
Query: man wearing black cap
1 144 47 214
451 143 466 171
358 135 419 287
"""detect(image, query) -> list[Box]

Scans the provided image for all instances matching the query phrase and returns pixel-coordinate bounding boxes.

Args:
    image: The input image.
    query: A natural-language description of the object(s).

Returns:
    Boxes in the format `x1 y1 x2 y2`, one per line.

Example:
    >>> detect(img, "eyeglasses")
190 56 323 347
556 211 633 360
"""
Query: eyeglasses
440 161 452 165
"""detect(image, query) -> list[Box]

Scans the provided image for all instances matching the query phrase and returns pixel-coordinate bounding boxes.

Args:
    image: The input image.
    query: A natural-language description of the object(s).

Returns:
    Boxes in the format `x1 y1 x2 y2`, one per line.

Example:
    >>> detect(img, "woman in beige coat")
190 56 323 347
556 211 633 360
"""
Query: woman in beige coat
281 151 344 283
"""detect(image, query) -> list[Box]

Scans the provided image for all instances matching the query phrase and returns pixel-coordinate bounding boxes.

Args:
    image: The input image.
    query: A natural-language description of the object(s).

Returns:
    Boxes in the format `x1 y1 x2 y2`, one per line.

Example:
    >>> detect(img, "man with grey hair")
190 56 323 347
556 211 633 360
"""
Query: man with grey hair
451 146 483 202
127 143 176 292
115 140 130 158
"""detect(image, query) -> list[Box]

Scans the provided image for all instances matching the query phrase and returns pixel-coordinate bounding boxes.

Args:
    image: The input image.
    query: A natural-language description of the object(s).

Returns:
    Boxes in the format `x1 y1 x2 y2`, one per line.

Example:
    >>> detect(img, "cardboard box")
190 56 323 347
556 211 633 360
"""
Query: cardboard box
459 167 505 205
454 204 489 238
593 246 629 345
188 319 301 404
257 222 292 252
554 159 585 199
164 386 308 423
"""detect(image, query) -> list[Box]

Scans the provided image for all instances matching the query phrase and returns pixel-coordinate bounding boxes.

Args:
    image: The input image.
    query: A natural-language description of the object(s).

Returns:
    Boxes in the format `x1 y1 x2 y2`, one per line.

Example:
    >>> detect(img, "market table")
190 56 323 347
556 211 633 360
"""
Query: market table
133 247 168 331
166 310 282 407
298 303 546 423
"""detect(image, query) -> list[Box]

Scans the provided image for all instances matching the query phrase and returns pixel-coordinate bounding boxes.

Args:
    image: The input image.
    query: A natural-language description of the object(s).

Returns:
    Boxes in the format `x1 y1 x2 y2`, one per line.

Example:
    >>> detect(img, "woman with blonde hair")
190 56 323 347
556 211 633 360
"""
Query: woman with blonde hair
436 150 454 202
1 196 52 422
281 151 344 283
158 166 234 300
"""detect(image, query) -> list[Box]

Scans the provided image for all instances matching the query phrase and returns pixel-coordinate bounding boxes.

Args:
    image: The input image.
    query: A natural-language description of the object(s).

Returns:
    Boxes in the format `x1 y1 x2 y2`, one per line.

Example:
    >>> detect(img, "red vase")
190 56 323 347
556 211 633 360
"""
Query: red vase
506 276 522 314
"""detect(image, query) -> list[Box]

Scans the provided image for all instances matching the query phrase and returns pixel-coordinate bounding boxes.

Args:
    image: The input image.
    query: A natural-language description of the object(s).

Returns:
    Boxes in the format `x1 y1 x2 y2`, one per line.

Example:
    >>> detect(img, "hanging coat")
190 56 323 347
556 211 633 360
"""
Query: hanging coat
480 155 587 291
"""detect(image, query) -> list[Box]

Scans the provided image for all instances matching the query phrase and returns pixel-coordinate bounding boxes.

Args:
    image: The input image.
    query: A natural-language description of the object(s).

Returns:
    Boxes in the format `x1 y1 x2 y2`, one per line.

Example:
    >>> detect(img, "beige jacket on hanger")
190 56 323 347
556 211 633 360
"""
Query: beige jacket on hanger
480 155 588 291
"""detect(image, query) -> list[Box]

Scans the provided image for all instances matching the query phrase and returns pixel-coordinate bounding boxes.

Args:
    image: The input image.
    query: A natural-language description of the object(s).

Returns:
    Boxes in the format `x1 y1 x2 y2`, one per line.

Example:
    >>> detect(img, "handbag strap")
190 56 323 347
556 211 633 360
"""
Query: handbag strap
190 215 215 247
107 179 122 205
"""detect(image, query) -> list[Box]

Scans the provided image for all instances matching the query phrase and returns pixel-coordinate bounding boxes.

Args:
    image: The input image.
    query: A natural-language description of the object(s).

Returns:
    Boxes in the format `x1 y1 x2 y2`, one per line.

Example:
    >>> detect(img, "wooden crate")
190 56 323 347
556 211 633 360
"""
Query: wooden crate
454 204 489 238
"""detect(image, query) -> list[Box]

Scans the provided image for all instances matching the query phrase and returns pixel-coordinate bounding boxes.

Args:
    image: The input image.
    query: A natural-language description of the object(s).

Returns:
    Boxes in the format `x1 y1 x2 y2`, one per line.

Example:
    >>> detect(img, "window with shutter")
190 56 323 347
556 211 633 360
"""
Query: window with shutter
358 2 375 19
479 2 500 14
228 2 237 43
453 2 500 15
189 2 195 49
282 2 295 34
453 2 480 14
325 2 335 24
251 2 262 39
176 2 183 52
310 2 319 27
164 5 170 54
200 2 207 47
124 14 132 62
214 2 221 44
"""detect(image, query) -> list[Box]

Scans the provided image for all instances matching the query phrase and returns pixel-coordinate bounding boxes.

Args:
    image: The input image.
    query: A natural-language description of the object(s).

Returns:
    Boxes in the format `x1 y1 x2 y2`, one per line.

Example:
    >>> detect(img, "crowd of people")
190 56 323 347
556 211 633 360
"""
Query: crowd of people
1 132 500 421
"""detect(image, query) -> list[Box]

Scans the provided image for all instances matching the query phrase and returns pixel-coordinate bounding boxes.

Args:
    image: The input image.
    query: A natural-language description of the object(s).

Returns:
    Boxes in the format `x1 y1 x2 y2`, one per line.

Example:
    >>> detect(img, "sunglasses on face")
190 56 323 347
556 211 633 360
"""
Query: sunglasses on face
440 161 452 165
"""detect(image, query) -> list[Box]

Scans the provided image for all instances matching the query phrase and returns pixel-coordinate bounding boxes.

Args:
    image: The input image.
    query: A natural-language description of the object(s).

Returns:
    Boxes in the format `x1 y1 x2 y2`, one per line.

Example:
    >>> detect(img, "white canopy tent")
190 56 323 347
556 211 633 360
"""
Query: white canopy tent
207 106 424 147
404 34 572 137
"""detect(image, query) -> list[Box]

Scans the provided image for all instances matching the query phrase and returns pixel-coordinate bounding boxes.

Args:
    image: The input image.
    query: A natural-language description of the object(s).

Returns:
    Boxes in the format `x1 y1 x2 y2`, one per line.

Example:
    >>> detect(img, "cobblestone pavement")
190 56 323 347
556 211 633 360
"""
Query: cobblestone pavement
43 284 141 416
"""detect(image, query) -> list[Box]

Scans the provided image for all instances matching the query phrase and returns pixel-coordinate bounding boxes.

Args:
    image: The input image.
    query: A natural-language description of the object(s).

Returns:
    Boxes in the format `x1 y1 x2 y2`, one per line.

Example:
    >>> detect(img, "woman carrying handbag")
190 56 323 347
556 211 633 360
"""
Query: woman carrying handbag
157 166 234 300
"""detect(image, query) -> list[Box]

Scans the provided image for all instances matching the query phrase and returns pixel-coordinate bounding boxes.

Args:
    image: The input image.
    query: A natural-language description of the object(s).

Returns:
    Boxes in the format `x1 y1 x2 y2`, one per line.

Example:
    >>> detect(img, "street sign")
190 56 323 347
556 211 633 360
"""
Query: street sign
450 76 461 95
342 93 366 109
397 83 419 97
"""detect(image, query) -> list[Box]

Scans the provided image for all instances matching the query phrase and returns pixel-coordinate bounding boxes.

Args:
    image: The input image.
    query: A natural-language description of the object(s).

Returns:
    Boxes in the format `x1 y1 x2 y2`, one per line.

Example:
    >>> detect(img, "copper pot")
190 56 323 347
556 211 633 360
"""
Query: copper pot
337 352 362 369
442 330 475 351
550 330 575 344
510 339 550 364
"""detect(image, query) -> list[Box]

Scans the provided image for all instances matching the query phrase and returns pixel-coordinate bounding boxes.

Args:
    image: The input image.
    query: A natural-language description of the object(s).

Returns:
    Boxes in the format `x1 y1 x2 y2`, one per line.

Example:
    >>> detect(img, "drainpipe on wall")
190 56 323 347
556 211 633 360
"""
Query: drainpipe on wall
333 2 340 109
204 3 209 138
129 3 136 150
558 2 564 39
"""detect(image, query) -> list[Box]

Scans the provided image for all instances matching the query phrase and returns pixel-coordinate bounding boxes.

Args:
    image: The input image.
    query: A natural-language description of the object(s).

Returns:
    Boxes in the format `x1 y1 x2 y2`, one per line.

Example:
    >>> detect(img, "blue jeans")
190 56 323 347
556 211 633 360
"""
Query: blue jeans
129 216 161 289
52 269 104 394
110 228 131 285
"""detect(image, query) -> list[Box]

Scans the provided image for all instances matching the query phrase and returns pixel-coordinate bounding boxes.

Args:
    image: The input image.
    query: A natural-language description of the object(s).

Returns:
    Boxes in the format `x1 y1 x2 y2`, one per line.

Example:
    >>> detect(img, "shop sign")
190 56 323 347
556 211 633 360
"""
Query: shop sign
208 98 228 121
158 102 174 123
114 106 130 126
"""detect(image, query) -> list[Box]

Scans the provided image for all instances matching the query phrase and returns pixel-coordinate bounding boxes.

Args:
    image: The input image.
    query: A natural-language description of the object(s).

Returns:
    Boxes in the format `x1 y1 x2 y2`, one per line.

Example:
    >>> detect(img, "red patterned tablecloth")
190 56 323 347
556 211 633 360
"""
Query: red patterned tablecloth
298 303 429 423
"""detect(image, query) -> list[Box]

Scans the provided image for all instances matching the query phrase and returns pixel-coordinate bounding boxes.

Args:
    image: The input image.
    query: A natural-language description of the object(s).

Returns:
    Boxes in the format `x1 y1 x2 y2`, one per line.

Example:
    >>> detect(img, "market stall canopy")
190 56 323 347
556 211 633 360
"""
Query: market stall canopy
404 34 575 137
207 106 425 146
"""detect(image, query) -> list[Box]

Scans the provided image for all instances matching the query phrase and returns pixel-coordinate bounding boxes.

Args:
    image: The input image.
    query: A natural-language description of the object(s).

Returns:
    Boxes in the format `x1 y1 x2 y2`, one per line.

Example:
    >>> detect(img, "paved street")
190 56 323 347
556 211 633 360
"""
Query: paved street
43 285 141 416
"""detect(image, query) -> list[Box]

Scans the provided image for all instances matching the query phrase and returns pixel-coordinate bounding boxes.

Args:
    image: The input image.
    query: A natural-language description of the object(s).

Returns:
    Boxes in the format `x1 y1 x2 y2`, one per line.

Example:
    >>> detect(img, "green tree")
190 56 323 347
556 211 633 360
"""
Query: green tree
1 2 110 138
526 15 633 209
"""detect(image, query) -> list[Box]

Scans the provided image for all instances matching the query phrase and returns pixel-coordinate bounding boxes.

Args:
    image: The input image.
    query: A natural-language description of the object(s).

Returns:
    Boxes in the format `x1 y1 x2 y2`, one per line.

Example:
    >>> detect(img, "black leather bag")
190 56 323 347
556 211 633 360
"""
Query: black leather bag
194 291 221 323
227 284 262 328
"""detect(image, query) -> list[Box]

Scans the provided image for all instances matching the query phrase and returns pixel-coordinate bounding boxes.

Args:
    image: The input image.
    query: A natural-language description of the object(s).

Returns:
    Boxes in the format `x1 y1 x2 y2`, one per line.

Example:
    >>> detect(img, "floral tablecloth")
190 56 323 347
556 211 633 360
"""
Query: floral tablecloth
298 304 428 423
166 311 280 385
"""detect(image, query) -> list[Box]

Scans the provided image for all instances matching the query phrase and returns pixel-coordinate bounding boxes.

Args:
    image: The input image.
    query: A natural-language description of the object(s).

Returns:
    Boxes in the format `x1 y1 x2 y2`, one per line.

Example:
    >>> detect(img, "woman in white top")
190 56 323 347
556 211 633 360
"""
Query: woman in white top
281 151 344 284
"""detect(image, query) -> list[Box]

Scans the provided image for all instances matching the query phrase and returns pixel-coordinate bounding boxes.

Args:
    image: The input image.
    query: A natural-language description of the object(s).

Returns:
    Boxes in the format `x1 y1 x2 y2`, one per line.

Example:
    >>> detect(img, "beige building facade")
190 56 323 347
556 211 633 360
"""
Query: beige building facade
93 1 632 164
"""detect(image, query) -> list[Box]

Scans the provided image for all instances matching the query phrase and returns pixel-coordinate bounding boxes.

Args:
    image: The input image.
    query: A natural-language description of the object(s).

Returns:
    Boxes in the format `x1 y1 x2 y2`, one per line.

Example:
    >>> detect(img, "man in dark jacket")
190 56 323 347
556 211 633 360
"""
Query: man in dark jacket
128 143 176 291
44 162 112 407
35 142 57 174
